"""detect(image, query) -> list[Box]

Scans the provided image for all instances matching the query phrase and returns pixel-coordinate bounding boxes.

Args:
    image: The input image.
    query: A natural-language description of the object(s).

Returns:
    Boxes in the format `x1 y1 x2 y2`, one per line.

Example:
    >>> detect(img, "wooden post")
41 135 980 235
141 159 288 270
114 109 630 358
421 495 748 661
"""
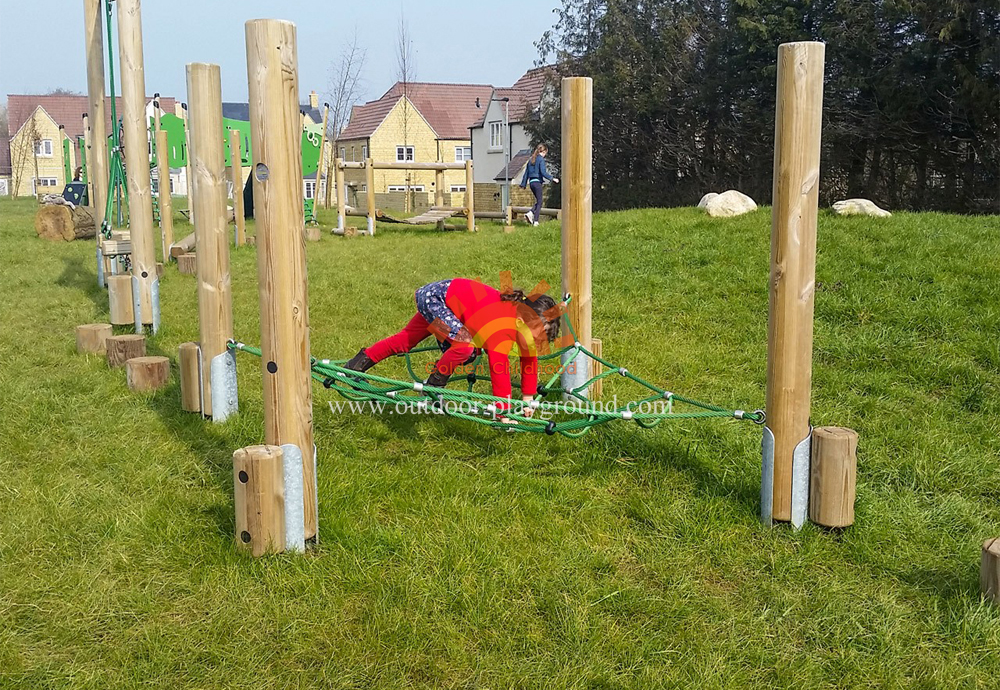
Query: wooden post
82 114 94 206
435 168 444 207
187 63 235 419
246 19 316 539
229 129 246 245
182 103 193 222
561 77 593 397
365 157 376 235
982 538 1000 606
233 445 285 556
465 160 475 232
126 356 170 391
76 323 113 354
809 426 857 527
106 334 146 368
155 129 174 260
590 338 603 399
316 104 330 208
107 274 134 325
83 0 108 235
117 0 158 332
334 158 346 232
763 42 825 526
178 342 202 413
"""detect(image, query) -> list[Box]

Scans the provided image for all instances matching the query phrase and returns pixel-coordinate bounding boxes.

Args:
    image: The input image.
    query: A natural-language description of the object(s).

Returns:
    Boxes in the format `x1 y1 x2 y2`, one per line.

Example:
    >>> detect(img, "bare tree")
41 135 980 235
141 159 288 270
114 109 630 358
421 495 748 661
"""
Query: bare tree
395 13 416 210
10 113 42 198
324 29 367 207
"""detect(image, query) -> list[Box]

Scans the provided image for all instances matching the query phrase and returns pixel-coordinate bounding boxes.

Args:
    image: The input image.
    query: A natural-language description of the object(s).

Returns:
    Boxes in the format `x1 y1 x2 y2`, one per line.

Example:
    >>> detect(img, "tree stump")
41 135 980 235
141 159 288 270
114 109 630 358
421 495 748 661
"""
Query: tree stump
809 426 858 528
34 205 97 241
106 334 146 368
76 323 113 354
126 356 170 391
156 262 164 278
305 227 321 242
982 537 1000 606
107 274 135 326
246 235 256 246
233 445 286 557
179 342 202 413
177 252 198 275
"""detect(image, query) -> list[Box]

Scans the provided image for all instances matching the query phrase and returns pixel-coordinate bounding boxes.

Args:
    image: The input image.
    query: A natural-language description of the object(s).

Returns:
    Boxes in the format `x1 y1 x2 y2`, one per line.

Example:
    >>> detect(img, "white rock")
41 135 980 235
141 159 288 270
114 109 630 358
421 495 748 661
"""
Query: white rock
704 190 757 218
697 192 718 208
832 198 891 217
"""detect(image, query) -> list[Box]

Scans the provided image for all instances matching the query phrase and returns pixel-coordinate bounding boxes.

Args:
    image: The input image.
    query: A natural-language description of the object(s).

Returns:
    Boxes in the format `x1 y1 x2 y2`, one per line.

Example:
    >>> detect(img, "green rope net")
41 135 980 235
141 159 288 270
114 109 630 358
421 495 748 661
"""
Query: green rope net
227 310 764 438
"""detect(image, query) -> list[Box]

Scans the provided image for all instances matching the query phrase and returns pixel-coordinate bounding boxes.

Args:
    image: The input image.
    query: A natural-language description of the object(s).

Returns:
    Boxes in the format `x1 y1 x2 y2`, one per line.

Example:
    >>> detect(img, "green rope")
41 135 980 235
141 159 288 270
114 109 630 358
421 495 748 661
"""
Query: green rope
227 318 764 439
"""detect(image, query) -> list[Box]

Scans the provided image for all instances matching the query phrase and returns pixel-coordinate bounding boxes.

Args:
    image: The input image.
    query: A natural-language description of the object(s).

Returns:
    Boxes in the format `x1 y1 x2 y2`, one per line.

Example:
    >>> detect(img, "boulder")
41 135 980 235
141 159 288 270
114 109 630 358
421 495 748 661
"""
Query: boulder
704 190 757 218
697 192 718 208
832 198 891 217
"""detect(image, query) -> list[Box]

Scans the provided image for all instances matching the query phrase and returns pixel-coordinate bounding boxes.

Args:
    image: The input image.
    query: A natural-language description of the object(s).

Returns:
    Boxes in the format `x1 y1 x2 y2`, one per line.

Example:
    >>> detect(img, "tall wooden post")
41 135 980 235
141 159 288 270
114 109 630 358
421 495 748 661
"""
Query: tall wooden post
763 41 825 527
560 77 593 398
315 104 330 208
83 0 109 282
246 19 316 539
435 168 444 207
334 158 345 232
465 160 475 232
82 114 94 206
117 0 159 332
188 62 235 421
155 128 174 258
365 157 376 235
229 129 246 245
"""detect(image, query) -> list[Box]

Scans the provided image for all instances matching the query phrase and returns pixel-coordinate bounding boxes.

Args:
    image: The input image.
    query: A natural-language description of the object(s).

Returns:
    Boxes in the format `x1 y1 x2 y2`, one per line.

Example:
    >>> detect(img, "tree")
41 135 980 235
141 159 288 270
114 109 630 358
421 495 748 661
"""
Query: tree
10 111 42 198
325 29 367 207
396 12 417 211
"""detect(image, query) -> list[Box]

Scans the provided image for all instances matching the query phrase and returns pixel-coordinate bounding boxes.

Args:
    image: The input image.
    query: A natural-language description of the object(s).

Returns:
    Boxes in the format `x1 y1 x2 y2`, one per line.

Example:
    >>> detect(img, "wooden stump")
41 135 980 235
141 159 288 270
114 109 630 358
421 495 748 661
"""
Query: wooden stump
809 426 858 528
179 342 202 413
156 262 164 278
305 227 321 242
107 274 135 326
233 445 286 557
246 235 256 246
177 252 198 275
982 537 1000 606
76 323 113 354
35 205 97 241
126 356 170 391
343 226 357 238
106 334 146 368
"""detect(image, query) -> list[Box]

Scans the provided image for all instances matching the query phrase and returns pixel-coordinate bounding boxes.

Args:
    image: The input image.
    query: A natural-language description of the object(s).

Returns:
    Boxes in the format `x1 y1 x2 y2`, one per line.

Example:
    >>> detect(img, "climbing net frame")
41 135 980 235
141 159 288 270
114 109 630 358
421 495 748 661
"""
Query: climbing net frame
228 309 764 438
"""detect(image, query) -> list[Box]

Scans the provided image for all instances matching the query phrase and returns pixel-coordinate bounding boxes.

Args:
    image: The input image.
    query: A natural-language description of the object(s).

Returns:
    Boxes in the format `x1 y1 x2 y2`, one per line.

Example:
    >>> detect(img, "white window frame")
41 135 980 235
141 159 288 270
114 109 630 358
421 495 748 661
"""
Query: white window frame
488 122 502 150
449 184 467 193
31 176 59 194
0 179 9 196
361 184 367 192
304 180 317 199
454 146 471 162
34 139 54 157
388 184 425 193
340 146 346 160
362 145 368 159
395 145 414 162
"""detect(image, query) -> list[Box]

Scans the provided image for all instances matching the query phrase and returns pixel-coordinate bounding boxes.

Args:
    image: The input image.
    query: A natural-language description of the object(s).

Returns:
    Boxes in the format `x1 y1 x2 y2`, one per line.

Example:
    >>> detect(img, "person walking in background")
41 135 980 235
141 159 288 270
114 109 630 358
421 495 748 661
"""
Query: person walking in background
520 144 558 226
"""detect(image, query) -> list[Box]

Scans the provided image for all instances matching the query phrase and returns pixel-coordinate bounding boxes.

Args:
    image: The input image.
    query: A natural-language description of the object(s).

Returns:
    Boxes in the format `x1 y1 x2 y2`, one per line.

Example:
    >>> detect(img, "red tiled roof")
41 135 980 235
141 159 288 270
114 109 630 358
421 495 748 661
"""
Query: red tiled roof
338 82 495 142
7 94 177 142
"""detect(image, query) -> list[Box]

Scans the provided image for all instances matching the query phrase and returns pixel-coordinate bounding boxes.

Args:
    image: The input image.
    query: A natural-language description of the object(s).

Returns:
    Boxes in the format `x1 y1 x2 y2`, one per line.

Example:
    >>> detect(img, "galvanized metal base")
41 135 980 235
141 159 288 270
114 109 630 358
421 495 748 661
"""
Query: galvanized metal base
131 275 161 334
280 443 306 554
209 350 238 422
366 216 375 236
560 349 591 403
761 425 813 529
96 246 106 287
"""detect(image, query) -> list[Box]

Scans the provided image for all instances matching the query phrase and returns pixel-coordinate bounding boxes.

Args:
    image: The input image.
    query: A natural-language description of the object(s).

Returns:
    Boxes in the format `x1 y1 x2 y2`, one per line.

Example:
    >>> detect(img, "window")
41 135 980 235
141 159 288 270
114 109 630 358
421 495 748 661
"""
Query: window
361 184 367 192
304 180 316 199
489 122 502 150
388 185 425 192
454 146 472 162
362 145 368 160
340 146 346 161
449 185 467 193
34 139 54 157
0 179 9 196
351 146 356 162
31 177 59 194
395 146 414 162
169 178 175 194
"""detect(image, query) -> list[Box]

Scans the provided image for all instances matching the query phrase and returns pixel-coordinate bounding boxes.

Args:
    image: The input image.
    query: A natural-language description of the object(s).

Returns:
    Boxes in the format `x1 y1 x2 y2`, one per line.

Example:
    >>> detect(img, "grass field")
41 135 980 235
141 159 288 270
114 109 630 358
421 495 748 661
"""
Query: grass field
0 196 997 688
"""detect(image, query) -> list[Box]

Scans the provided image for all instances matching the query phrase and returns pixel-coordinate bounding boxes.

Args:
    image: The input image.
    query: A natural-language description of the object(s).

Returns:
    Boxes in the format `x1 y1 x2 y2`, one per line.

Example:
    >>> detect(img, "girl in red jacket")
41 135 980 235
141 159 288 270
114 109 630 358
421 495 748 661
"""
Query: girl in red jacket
344 278 561 412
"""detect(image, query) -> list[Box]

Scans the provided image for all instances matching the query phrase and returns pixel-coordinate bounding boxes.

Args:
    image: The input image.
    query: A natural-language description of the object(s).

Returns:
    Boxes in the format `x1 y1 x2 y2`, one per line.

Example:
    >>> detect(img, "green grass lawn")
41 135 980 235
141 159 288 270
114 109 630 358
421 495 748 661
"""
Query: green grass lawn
0 196 997 688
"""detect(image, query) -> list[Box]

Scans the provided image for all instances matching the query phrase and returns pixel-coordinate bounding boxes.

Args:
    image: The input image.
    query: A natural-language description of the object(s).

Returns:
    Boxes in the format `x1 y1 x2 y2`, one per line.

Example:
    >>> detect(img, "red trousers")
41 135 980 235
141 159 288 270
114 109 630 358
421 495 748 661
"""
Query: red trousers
364 313 474 376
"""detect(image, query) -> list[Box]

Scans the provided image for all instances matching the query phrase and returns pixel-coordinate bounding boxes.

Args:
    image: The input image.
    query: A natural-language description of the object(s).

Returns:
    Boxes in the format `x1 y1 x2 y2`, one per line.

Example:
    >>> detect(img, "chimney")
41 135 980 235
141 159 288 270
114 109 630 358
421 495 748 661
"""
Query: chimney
309 90 319 110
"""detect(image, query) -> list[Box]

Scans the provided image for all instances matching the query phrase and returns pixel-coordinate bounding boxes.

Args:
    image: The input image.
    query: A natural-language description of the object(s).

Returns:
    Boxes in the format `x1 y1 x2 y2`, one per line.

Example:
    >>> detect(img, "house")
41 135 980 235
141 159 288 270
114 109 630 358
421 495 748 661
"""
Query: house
6 93 177 198
0 138 11 196
335 82 494 211
469 67 555 211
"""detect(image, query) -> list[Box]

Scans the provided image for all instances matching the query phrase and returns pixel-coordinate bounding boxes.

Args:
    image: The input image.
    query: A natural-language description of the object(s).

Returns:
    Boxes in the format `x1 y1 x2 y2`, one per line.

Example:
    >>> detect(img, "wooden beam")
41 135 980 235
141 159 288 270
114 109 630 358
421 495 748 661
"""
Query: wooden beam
229 129 246 245
765 41 825 523
187 62 234 419
246 18 317 539
155 129 174 259
561 77 593 395
117 0 158 331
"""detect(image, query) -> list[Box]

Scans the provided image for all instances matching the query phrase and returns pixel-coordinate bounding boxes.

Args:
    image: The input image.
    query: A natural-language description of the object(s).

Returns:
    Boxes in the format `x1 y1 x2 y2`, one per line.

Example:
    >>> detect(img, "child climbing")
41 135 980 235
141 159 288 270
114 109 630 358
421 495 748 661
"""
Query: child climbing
344 278 562 414
519 144 558 226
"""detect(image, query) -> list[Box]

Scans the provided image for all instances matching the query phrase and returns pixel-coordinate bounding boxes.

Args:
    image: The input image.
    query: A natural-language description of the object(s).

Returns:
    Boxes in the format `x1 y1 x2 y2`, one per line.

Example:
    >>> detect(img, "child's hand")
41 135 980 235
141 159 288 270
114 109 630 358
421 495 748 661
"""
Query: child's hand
553 177 559 184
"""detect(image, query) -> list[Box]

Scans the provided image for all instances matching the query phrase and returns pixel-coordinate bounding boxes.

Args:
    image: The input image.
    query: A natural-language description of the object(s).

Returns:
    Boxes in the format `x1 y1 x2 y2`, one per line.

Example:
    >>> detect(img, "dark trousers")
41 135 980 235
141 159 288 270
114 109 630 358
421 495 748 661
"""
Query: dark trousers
529 181 543 221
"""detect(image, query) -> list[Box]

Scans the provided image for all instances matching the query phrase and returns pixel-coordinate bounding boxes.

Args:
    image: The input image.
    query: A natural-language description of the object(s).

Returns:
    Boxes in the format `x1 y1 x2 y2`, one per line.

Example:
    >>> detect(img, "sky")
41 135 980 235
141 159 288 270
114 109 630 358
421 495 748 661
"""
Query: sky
0 0 562 107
